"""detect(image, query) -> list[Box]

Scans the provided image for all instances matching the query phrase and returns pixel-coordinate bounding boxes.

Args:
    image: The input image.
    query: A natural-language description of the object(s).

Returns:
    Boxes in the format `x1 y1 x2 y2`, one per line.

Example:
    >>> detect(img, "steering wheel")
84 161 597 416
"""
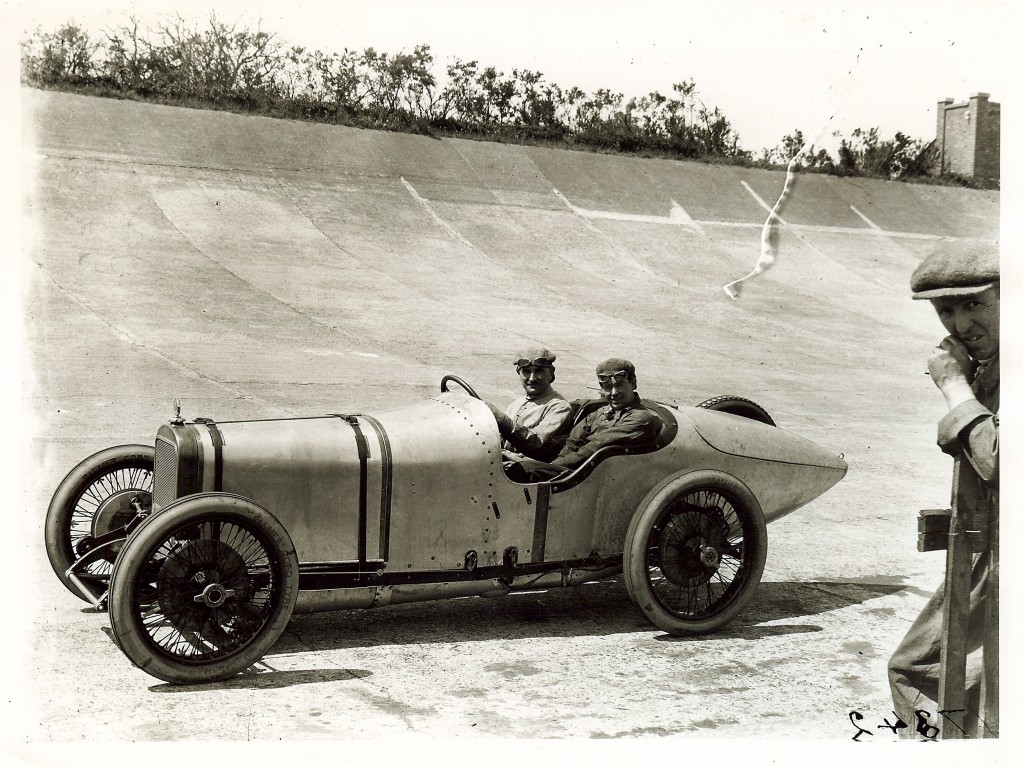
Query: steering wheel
440 375 481 399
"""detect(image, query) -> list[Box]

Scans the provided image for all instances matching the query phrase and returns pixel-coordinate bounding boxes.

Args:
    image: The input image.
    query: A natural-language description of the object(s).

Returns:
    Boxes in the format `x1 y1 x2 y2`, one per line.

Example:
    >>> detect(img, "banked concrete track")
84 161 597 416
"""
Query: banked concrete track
18 88 999 741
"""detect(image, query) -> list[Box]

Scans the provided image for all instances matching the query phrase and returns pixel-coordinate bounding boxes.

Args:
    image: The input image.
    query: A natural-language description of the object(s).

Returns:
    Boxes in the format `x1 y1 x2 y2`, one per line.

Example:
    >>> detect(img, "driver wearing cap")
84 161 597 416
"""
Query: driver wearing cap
485 348 574 462
550 357 662 470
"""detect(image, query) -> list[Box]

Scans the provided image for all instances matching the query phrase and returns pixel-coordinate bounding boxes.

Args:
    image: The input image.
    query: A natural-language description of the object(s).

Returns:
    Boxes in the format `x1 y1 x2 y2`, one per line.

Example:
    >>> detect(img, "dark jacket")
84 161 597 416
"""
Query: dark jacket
552 395 661 469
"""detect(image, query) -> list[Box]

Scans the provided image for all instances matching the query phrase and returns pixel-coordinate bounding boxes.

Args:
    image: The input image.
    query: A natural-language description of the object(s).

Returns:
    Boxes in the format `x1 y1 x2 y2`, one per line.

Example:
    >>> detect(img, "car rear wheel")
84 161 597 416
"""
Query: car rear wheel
44 444 154 601
696 395 775 426
108 494 299 684
624 471 767 635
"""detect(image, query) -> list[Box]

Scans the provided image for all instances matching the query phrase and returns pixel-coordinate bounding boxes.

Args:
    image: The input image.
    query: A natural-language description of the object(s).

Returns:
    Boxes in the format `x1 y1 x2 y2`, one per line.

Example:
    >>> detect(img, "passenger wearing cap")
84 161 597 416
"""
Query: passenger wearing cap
887 239 999 737
550 358 662 471
485 348 573 463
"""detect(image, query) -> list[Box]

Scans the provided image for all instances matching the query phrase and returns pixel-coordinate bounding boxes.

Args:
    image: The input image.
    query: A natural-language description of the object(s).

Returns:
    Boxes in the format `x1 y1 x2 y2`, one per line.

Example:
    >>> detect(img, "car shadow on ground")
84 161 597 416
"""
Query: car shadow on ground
148 667 373 693
275 578 906 651
132 579 905 692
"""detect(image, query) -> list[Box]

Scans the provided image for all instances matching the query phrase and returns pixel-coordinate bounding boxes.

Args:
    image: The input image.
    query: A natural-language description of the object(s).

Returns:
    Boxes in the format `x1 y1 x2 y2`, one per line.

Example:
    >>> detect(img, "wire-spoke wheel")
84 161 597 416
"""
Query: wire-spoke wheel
624 471 767 635
44 445 155 600
108 494 298 684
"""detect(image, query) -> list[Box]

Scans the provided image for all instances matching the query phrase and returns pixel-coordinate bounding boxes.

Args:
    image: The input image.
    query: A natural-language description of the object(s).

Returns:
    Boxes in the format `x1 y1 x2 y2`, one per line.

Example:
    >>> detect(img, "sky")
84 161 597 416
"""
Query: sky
5 0 1022 155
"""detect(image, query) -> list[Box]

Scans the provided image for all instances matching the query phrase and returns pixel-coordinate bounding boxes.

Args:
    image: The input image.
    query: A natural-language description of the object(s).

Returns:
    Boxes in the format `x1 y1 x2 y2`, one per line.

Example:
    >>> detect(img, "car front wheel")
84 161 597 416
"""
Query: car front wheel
623 471 767 635
44 444 155 601
107 494 299 684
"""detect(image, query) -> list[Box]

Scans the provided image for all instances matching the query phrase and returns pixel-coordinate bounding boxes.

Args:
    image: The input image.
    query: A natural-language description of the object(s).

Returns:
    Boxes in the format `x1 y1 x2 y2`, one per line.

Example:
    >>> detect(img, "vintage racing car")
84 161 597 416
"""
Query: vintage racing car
45 376 847 684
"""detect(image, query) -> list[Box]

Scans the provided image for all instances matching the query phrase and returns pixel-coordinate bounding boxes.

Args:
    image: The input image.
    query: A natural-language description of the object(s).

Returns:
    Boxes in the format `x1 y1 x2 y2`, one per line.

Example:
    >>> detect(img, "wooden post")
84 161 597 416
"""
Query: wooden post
937 463 970 739
936 460 998 739
979 504 999 737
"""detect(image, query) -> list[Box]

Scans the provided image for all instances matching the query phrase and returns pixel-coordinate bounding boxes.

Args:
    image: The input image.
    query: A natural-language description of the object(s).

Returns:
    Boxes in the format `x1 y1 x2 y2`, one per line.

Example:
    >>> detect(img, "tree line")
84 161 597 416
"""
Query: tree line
20 14 979 186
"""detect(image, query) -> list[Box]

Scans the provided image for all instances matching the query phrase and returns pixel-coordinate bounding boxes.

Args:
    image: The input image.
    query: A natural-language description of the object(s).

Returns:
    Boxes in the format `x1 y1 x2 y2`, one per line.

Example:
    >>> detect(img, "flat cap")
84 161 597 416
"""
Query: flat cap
910 240 999 300
596 357 636 377
514 347 556 369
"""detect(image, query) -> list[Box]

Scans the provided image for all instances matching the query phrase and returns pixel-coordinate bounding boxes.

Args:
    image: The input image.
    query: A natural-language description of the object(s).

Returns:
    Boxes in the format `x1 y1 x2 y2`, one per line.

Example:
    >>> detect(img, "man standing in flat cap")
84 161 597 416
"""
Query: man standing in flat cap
888 240 999 738
550 358 662 471
486 348 573 463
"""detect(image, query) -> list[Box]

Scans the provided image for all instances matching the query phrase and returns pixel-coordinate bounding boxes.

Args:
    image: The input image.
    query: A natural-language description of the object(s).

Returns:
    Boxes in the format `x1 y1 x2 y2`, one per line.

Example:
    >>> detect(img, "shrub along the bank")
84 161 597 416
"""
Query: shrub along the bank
20 16 992 188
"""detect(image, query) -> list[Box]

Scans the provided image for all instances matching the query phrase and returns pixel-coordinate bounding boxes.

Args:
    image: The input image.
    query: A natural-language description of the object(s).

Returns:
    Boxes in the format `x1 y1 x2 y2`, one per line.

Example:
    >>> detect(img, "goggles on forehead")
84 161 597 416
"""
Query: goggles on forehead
597 371 630 390
516 358 553 370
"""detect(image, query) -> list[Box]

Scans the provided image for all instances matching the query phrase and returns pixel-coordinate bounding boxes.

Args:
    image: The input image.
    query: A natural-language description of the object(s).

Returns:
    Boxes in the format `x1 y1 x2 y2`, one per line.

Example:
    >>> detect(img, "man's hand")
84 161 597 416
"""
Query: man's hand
928 336 975 410
928 336 972 381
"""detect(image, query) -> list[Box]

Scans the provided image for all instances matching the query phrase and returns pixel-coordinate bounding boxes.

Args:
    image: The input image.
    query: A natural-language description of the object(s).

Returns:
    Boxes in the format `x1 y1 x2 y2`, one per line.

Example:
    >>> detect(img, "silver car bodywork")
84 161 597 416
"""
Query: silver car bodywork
152 391 846 611
46 383 849 684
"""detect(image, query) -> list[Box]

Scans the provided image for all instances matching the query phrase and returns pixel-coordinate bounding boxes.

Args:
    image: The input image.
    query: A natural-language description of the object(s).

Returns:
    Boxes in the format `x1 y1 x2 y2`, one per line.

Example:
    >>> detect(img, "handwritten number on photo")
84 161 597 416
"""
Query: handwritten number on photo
849 709 968 740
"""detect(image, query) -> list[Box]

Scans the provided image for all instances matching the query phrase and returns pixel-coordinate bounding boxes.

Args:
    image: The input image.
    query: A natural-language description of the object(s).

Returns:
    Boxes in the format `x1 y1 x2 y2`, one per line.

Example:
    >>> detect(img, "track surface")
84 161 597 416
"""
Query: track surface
15 89 1001 741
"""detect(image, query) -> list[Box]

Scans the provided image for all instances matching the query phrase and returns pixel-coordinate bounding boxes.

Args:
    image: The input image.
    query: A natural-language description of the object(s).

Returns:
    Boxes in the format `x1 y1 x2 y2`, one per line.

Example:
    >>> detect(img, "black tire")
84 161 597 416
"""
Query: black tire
440 374 481 399
44 444 155 600
697 395 775 426
107 494 299 685
623 471 768 635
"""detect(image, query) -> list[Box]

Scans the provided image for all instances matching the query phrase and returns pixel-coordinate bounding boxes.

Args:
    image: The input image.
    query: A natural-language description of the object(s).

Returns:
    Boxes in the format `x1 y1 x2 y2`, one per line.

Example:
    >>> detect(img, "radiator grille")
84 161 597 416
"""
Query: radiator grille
154 437 178 509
